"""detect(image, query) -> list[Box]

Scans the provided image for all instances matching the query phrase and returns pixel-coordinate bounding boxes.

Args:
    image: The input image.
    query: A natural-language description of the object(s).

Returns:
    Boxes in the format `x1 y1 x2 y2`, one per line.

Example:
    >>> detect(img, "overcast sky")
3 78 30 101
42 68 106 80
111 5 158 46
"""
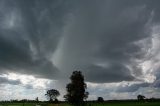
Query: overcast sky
0 0 160 101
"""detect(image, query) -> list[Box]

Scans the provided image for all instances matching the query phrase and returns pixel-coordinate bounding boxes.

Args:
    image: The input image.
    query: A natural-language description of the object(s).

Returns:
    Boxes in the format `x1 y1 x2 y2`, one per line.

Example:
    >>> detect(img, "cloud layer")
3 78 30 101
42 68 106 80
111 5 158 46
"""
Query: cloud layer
0 0 160 100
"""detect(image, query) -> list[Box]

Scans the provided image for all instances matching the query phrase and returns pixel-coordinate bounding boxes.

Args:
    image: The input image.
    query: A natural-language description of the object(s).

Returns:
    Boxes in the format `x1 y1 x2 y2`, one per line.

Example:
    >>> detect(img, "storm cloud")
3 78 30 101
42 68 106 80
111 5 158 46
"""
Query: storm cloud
0 0 160 100
0 0 154 81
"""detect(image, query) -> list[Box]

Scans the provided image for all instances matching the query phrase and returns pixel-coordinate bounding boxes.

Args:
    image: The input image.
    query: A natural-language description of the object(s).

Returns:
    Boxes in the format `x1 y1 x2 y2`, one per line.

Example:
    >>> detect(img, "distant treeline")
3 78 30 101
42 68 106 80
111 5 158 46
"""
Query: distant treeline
1 98 160 103
0 99 47 103
88 98 160 103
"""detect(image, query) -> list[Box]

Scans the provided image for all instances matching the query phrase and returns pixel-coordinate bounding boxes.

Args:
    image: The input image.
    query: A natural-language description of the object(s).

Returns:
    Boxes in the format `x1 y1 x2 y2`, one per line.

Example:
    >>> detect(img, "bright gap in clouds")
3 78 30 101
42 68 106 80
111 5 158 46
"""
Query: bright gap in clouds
0 73 68 101
3 73 51 89
0 73 53 100
139 24 160 83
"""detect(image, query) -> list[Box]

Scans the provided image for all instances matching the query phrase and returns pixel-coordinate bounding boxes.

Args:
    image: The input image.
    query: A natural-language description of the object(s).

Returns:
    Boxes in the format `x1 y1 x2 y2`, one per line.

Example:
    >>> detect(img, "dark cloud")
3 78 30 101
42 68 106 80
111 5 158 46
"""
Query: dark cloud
53 0 156 83
0 76 21 85
1 0 160 100
84 64 134 83
0 0 75 79
0 0 160 86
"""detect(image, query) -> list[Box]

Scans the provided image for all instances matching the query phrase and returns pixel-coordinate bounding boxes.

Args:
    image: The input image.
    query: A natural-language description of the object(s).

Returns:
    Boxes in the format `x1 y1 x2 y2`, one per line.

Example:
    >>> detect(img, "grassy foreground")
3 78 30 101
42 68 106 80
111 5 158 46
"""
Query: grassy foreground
1 102 160 106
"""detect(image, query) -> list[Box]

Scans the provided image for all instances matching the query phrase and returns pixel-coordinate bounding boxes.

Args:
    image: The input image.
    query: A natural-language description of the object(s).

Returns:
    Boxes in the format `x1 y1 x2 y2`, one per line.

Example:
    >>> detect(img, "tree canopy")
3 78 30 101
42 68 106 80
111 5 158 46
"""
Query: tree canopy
64 71 89 105
97 97 104 102
137 95 146 101
45 89 60 102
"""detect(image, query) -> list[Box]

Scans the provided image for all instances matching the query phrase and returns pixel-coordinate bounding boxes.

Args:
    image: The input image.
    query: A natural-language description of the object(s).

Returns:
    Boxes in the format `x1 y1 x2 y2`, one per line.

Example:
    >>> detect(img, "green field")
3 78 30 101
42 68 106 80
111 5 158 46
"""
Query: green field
1 102 160 106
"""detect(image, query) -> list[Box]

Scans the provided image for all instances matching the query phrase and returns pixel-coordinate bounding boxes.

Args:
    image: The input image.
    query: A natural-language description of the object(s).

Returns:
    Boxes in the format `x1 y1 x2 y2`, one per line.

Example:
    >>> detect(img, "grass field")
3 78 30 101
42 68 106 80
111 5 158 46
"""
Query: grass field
1 101 160 106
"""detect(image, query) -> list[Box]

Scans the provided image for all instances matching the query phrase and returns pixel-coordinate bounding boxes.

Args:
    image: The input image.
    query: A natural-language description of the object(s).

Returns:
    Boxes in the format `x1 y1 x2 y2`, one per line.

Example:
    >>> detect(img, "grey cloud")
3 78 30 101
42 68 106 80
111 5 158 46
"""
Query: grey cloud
24 84 34 89
84 64 134 83
0 77 21 85
2 0 160 100
117 83 150 92
0 0 160 85
54 0 156 83
0 0 75 79
153 79 160 88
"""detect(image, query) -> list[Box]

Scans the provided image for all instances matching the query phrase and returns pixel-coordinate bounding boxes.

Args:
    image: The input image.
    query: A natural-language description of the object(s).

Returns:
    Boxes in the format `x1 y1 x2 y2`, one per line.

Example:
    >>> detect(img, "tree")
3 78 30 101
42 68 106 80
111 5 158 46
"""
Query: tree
97 97 104 102
64 71 89 105
35 97 39 102
137 95 145 101
45 89 60 102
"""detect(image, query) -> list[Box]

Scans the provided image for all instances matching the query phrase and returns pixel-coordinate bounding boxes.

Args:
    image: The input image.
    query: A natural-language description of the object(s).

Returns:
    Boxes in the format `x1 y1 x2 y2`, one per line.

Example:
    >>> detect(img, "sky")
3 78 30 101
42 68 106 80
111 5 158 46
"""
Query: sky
0 0 160 101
